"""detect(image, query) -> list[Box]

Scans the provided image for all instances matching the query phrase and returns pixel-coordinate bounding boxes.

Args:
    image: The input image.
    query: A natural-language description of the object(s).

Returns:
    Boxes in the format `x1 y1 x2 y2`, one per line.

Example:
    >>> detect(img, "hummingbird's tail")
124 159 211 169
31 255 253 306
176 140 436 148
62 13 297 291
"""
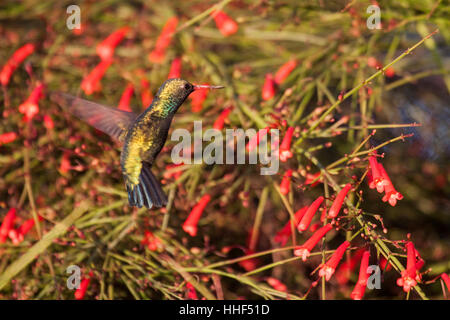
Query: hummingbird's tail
126 163 168 209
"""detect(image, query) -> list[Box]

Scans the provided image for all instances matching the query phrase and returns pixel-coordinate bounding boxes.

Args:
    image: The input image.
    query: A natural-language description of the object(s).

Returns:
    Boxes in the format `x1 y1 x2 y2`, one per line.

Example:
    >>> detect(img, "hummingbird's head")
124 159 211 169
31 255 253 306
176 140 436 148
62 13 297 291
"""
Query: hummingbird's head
154 78 224 115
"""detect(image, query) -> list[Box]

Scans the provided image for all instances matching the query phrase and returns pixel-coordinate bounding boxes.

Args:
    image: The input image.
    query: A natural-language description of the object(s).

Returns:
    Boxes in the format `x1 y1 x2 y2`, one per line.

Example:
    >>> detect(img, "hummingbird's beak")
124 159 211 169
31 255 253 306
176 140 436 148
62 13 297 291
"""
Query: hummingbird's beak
193 84 225 90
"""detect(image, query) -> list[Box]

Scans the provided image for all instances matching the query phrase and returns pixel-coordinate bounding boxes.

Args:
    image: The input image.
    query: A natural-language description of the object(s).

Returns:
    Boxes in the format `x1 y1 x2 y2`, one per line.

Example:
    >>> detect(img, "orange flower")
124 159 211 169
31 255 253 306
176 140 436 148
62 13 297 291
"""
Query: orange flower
211 10 238 37
274 59 297 84
294 224 332 261
328 183 352 218
319 241 351 281
96 26 130 61
0 43 35 86
148 17 178 64
297 196 324 232
81 59 112 95
262 73 276 101
167 57 182 79
118 83 134 112
182 194 211 236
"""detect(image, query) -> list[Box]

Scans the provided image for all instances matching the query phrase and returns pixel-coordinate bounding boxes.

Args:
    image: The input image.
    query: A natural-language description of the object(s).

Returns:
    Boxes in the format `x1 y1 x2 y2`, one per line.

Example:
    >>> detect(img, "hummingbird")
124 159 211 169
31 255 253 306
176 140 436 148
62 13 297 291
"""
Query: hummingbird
51 78 224 209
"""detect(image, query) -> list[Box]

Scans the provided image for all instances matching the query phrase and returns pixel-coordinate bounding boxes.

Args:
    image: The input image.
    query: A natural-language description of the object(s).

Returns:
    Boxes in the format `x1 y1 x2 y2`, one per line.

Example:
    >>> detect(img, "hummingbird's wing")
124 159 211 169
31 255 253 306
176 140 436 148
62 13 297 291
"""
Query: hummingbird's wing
50 92 138 142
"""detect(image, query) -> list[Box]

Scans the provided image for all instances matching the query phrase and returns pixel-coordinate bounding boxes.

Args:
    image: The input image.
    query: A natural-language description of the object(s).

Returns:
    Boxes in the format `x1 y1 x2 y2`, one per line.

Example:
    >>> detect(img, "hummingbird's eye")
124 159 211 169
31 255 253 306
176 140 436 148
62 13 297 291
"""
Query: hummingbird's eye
184 83 192 91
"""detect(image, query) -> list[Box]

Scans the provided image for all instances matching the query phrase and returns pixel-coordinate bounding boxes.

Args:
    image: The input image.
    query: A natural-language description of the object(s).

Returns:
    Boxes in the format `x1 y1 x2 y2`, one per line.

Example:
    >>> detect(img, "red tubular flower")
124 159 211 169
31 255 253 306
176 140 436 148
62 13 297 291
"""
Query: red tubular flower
328 184 352 219
59 151 71 173
0 208 16 243
186 282 198 300
351 282 366 300
19 216 43 236
213 107 232 130
72 23 85 36
9 216 44 244
189 85 209 112
118 83 134 112
96 26 130 61
43 115 54 130
74 272 93 300
0 132 18 146
1 43 35 86
413 247 425 271
81 59 112 95
279 169 293 196
396 241 419 292
378 163 403 206
274 206 308 246
309 221 321 232
211 10 238 37
266 277 287 292
278 127 294 162
320 207 327 223
305 172 322 187
183 194 211 236
319 241 351 281
262 73 276 101
366 168 373 187
246 128 269 152
274 59 297 84
140 78 153 108
441 273 450 294
385 67 395 78
238 248 260 272
367 57 382 69
336 248 365 285
298 196 324 232
148 17 179 64
141 230 162 251
379 255 393 272
294 224 332 261
368 156 388 193
163 163 184 182
351 250 370 300
19 82 44 122
167 57 182 79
